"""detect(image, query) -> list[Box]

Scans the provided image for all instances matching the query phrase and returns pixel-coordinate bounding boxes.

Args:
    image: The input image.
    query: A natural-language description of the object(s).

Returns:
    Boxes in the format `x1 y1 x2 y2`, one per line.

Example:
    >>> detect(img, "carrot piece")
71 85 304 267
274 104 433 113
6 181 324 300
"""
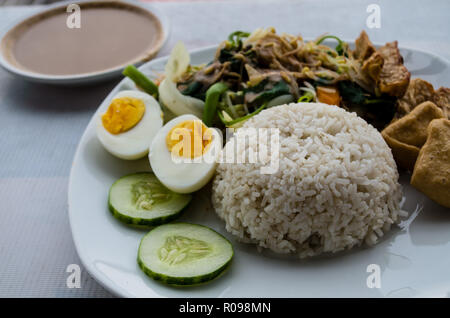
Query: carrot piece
317 86 341 105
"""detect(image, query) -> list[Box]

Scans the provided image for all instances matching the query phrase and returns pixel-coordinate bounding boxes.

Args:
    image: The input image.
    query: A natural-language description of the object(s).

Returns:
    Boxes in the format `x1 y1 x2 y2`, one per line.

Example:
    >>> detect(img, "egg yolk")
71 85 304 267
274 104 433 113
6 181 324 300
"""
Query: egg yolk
102 97 145 134
166 120 213 159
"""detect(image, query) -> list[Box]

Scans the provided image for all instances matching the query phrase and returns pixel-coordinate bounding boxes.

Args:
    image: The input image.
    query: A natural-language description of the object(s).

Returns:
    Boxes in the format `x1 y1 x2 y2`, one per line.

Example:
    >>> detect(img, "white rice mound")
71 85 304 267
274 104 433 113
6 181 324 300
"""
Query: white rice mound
212 102 404 258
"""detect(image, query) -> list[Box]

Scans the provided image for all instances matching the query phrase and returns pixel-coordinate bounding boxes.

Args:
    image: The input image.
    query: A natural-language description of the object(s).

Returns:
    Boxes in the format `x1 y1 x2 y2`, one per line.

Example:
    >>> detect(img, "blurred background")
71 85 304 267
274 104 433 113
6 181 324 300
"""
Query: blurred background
0 0 60 5
0 0 216 6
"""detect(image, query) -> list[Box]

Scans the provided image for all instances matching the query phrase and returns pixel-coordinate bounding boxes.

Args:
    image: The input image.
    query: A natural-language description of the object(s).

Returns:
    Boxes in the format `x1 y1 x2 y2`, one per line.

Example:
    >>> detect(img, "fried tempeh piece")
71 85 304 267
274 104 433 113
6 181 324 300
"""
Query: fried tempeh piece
395 78 450 120
377 41 411 97
361 52 384 82
353 31 376 60
411 118 450 208
396 78 435 119
382 101 444 170
353 32 410 97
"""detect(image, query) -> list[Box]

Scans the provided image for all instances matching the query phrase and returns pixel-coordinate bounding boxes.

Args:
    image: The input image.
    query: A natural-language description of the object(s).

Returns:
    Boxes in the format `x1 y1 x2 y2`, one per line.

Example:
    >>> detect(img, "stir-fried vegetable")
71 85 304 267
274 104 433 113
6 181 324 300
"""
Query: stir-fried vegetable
245 79 291 106
298 82 317 103
227 31 250 49
156 28 406 131
316 86 341 105
123 65 159 98
298 92 314 103
315 35 348 56
267 94 295 107
338 81 397 129
218 103 267 128
338 81 367 104
203 82 228 127
175 29 356 110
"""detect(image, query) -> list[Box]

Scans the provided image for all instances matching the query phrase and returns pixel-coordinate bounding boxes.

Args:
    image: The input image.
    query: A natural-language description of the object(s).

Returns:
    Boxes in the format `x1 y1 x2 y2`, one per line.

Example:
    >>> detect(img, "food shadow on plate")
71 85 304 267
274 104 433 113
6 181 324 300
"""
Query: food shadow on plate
407 197 450 246
83 136 151 181
236 226 405 263
398 172 450 246
132 260 235 293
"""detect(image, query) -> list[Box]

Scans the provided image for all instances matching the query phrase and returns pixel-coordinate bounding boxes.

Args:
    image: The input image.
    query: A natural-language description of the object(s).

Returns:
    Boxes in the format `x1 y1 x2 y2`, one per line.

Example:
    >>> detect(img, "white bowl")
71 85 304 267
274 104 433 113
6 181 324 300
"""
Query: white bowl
0 0 170 85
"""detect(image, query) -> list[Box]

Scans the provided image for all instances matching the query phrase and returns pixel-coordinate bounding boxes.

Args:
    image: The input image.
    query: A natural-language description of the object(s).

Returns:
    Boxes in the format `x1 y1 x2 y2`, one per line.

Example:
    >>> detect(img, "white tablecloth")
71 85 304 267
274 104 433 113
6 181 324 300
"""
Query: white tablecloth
0 0 449 297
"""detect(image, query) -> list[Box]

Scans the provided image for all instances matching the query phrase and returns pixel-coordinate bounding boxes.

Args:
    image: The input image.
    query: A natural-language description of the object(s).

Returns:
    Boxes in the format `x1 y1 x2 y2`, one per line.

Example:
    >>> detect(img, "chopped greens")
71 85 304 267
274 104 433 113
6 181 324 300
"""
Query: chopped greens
316 35 347 56
245 79 291 107
338 81 397 129
180 81 204 99
298 91 315 103
338 81 367 104
227 31 250 49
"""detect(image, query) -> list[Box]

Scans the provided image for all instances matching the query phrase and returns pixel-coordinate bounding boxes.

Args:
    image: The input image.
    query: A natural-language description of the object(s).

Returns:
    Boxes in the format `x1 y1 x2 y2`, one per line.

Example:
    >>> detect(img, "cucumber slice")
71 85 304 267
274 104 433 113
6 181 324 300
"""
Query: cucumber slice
108 173 191 226
138 223 233 285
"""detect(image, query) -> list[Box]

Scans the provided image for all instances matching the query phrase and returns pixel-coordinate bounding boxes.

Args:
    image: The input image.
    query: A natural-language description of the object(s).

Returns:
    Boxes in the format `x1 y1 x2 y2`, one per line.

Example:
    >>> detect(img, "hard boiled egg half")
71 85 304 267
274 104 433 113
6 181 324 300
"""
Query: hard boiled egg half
149 114 222 193
96 90 163 160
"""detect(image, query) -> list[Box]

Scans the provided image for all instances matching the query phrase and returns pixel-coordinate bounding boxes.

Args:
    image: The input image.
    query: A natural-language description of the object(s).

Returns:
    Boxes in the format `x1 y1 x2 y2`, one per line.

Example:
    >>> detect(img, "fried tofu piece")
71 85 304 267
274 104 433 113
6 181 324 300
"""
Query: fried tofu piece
386 101 444 147
382 135 420 172
411 118 450 208
433 87 450 119
353 31 376 60
377 41 411 97
396 78 450 120
382 101 444 170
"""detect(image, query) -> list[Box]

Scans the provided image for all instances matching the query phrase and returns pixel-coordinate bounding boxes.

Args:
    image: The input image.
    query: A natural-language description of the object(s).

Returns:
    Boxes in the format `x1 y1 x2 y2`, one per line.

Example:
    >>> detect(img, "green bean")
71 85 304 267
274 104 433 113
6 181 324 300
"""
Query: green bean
203 82 228 126
218 103 266 128
123 65 159 98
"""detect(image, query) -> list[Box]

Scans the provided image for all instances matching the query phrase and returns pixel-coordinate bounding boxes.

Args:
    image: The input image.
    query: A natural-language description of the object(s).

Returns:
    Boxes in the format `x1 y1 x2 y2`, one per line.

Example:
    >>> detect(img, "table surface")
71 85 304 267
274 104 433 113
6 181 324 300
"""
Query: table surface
0 0 449 298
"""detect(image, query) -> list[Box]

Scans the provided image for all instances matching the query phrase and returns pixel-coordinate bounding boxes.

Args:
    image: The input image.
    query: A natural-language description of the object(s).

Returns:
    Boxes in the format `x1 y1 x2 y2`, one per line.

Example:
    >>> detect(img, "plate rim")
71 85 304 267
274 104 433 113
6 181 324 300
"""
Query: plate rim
68 42 450 298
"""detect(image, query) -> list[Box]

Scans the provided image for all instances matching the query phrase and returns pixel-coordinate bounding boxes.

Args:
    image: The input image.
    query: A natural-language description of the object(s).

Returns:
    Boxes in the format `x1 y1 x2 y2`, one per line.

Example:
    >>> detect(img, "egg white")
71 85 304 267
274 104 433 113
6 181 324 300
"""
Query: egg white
96 90 163 160
149 114 222 193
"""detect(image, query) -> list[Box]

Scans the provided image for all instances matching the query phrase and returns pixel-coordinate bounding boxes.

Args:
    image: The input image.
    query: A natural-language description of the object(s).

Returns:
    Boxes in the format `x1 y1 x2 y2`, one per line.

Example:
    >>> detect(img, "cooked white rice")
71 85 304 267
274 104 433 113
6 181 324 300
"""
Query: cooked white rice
212 102 404 258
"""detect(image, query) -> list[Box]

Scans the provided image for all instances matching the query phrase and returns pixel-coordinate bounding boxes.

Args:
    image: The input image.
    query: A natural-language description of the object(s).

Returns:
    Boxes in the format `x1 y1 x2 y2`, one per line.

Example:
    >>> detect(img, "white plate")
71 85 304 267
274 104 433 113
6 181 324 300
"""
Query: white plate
69 43 450 298
0 0 169 85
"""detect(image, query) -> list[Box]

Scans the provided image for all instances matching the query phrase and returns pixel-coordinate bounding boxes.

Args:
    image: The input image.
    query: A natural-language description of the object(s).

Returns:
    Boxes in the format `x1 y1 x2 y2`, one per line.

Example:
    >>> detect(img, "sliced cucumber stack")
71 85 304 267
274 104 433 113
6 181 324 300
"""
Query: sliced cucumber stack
108 173 191 226
138 223 233 285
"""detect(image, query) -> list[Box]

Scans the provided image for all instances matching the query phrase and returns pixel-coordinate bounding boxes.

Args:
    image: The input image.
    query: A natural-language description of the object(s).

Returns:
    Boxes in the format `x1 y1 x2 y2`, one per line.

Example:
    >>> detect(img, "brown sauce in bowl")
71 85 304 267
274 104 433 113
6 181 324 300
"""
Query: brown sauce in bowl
1 1 164 76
